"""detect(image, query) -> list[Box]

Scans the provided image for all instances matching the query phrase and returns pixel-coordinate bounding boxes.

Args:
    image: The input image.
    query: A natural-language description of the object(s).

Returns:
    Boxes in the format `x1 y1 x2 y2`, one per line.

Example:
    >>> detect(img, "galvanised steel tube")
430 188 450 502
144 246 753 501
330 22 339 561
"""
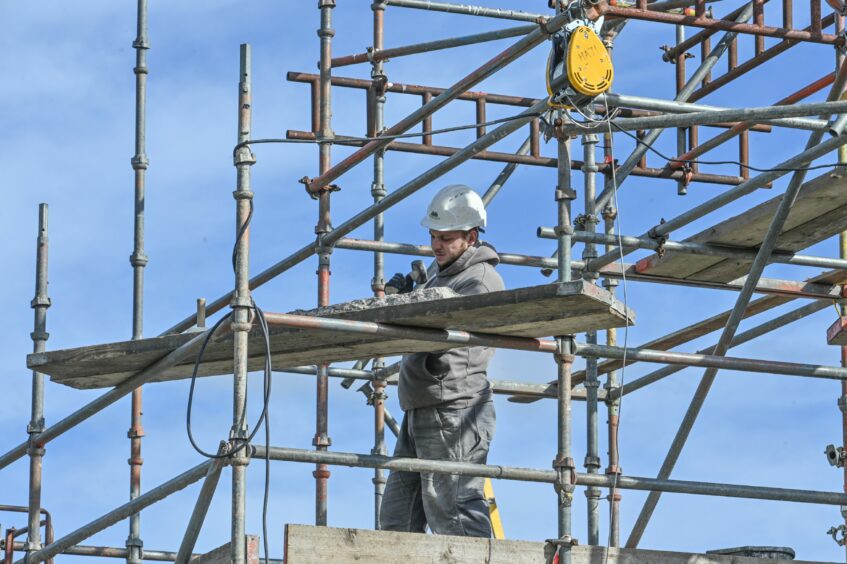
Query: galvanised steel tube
26 205 50 562
590 132 847 271
262 312 559 354
538 227 847 270
174 456 226 563
304 9 571 193
281 365 602 402
601 209 622 547
331 24 535 67
384 0 544 22
601 4 844 45
0 327 221 472
20 461 215 564
127 2 150 560
627 59 847 548
581 135 601 545
595 3 756 212
559 99 847 136
370 0 388 530
252 446 847 506
230 43 255 564
314 0 335 528
555 338 576 564
611 299 830 399
579 342 847 380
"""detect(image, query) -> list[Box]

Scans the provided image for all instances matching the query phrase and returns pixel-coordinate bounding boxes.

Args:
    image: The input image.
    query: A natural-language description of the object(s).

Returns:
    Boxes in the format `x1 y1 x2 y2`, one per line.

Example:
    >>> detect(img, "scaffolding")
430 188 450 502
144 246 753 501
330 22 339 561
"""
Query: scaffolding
6 0 847 562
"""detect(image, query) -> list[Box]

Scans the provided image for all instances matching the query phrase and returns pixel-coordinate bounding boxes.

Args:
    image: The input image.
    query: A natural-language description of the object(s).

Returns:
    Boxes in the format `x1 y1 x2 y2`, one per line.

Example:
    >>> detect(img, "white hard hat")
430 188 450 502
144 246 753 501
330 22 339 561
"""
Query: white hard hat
420 184 487 232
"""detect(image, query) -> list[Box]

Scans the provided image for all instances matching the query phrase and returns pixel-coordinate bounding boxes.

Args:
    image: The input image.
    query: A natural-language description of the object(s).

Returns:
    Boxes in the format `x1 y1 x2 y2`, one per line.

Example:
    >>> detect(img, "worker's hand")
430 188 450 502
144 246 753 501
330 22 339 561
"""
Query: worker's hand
385 272 414 295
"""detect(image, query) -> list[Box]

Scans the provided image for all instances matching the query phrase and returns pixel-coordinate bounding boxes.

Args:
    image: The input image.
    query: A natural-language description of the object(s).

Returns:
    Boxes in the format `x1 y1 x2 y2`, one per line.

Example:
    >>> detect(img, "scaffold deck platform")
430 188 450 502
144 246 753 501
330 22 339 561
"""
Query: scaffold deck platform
28 280 634 390
635 170 847 282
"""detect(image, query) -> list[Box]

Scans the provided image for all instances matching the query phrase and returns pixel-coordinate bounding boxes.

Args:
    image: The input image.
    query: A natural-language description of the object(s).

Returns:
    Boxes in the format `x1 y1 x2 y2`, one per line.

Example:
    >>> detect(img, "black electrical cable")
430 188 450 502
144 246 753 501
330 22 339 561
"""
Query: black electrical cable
231 111 545 158
186 196 273 564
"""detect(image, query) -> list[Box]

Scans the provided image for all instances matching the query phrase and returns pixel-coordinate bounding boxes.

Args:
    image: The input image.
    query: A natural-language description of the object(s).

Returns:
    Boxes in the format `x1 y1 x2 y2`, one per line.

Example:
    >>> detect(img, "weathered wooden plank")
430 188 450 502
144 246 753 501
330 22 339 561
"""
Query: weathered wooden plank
637 170 847 282
283 524 834 564
29 281 634 390
191 535 259 563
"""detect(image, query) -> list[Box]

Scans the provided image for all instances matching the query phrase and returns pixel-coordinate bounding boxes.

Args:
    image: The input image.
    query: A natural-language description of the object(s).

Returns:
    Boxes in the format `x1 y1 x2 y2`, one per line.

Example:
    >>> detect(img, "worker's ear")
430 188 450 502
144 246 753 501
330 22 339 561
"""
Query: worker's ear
466 228 479 246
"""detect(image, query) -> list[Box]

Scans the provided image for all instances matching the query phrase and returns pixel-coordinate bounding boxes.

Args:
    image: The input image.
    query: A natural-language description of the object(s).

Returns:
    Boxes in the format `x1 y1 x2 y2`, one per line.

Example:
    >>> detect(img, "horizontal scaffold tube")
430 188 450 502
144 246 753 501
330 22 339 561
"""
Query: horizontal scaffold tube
280 365 596 401
560 99 847 136
602 92 828 131
331 24 535 67
384 0 545 22
262 312 847 380
253 446 847 506
537 227 847 270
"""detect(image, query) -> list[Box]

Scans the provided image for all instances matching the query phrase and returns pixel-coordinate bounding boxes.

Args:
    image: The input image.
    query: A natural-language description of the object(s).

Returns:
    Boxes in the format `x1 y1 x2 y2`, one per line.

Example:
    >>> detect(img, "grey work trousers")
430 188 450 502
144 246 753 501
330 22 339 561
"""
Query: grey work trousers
379 401 496 537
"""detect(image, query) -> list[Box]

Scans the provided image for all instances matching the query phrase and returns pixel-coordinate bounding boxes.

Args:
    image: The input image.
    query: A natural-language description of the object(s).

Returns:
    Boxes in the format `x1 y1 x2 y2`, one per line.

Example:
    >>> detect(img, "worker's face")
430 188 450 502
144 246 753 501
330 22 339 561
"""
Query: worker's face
430 229 478 268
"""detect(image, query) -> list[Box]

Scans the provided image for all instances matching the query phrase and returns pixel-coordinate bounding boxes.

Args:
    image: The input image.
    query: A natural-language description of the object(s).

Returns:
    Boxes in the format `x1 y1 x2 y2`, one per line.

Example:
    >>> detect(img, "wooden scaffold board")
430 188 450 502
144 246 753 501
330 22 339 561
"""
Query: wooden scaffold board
283 524 833 564
635 170 847 282
28 280 634 390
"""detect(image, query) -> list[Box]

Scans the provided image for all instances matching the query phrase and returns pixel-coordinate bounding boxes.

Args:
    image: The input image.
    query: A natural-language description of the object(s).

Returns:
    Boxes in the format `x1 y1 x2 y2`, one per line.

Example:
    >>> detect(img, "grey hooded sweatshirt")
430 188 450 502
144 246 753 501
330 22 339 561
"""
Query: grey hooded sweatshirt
398 243 505 411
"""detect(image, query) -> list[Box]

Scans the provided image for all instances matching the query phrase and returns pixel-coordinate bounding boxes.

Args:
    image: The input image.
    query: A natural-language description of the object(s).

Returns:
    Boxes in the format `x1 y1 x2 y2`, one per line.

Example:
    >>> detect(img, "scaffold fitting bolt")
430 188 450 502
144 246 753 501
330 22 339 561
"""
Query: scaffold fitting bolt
584 455 601 470
27 419 45 435
129 252 149 268
30 296 52 309
313 468 332 480
131 154 149 169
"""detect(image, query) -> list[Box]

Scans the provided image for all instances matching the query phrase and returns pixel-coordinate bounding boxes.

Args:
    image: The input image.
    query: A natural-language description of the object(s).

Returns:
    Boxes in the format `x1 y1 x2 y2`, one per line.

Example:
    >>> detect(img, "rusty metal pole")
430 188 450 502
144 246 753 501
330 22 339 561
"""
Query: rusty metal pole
314 0 336 527
127 1 150 561
230 44 256 564
581 134 601 545
602 206 622 547
370 0 388 529
26 205 50 564
555 125 576 564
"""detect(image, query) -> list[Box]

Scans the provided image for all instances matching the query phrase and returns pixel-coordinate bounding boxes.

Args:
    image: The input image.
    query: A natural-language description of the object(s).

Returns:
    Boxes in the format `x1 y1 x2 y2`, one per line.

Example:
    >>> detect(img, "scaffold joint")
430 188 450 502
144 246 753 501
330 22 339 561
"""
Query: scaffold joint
828 524 847 546
233 147 257 167
584 454 601 470
313 433 332 448
125 535 144 549
27 418 45 436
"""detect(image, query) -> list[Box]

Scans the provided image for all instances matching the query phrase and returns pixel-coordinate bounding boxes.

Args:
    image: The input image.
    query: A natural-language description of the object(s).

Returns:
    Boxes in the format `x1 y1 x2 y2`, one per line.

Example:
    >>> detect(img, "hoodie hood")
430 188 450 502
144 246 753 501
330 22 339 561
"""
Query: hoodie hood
437 242 500 277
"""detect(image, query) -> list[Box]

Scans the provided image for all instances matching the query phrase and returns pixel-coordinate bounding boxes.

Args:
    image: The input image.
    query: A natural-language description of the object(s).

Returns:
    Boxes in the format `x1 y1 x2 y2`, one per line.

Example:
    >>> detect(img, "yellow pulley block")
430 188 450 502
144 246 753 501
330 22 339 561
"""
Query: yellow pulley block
565 25 613 97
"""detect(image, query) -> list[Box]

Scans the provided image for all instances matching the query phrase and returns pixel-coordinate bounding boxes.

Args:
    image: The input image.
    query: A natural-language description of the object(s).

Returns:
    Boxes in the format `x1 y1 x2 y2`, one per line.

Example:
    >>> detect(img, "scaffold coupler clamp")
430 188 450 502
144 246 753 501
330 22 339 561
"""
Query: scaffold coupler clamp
233 145 256 168
544 537 579 564
826 444 846 468
648 219 669 258
660 44 695 64
553 454 577 504
828 524 847 546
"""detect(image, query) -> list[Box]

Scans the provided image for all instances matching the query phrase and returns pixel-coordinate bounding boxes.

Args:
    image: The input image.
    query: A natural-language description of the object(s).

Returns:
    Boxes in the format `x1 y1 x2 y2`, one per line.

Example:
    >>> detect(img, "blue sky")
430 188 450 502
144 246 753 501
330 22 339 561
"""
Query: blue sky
2 0 847 561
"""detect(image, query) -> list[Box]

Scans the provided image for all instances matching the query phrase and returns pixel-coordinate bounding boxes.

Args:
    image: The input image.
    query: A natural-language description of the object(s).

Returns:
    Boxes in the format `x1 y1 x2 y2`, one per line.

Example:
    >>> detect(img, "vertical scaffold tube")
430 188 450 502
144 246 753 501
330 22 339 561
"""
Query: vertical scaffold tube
231 44 256 564
837 15 847 562
602 206 622 547
581 134 601 545
555 130 575 564
314 0 336 527
127 1 150 561
26 204 50 564
370 0 388 529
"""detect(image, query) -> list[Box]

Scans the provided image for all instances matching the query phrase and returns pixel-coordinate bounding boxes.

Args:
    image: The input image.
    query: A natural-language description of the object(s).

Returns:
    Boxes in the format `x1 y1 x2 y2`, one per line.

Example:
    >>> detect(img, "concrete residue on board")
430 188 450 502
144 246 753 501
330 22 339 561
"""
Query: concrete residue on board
290 287 458 317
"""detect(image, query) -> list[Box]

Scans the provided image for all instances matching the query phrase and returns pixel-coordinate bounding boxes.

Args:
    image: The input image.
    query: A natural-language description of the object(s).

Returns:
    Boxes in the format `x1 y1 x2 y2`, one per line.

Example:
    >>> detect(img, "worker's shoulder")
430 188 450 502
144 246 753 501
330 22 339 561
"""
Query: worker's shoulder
459 261 505 294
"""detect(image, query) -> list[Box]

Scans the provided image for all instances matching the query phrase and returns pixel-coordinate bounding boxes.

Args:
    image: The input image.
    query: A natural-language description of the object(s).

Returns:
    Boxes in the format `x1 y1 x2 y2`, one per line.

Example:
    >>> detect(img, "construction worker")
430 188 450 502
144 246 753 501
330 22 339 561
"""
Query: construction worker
379 184 505 537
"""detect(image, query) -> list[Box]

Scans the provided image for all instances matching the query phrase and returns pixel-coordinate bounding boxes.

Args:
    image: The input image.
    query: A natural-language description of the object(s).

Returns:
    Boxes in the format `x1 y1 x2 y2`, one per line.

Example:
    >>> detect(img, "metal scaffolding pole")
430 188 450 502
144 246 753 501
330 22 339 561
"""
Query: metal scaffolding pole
174 455 227 563
230 43 256 564
25 205 50 564
554 127 576 564
369 0 388 530
127 1 150 561
626 57 847 548
253 446 847 506
614 300 829 398
384 0 544 22
313 0 335 528
581 134 601 545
